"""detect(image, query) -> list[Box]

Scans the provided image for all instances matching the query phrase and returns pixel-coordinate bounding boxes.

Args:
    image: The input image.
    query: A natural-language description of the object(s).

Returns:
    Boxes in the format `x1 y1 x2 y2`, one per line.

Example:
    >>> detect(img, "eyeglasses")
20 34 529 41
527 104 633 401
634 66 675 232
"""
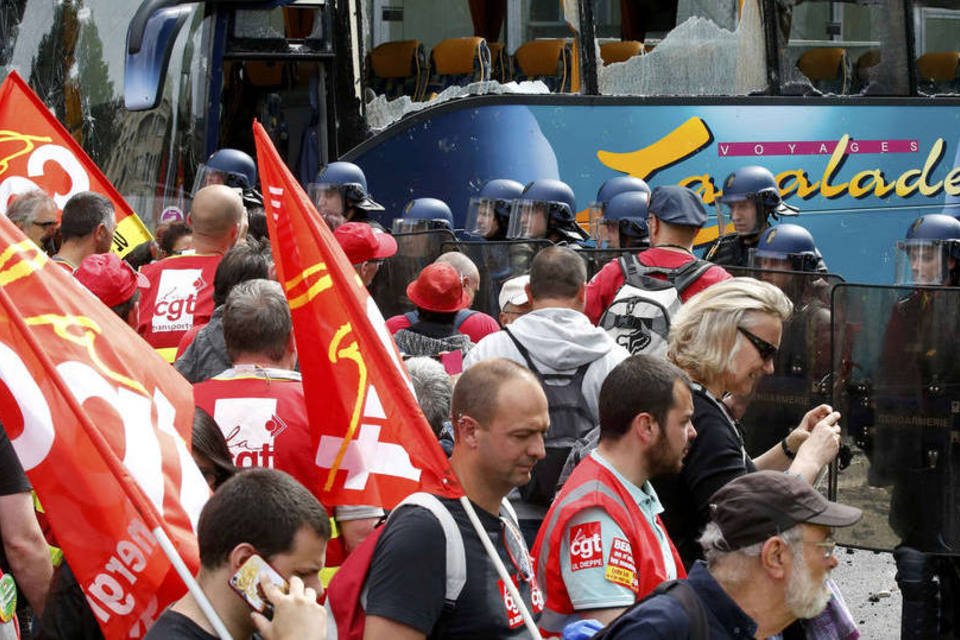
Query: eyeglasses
501 516 534 582
32 220 58 228
738 327 778 362
802 537 837 559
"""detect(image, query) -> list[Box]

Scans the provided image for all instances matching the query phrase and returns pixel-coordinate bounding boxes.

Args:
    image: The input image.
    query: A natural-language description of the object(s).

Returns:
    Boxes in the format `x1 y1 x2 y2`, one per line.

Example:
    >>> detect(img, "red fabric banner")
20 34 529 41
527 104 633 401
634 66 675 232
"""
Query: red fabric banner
0 216 208 638
252 121 462 509
0 71 152 257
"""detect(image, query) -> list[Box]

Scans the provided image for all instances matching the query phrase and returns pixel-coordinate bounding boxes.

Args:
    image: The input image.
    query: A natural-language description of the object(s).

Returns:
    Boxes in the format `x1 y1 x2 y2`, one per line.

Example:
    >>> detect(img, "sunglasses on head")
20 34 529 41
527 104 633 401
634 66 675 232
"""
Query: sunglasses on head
738 327 778 362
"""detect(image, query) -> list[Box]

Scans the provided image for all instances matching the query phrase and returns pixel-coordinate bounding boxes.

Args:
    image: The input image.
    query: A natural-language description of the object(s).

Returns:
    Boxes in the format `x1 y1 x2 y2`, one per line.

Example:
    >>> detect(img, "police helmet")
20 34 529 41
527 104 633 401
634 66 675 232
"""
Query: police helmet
193 148 257 193
309 161 384 212
750 224 822 272
507 178 579 240
594 176 651 210
392 198 455 234
603 191 650 248
719 166 797 232
896 214 960 285
465 178 524 239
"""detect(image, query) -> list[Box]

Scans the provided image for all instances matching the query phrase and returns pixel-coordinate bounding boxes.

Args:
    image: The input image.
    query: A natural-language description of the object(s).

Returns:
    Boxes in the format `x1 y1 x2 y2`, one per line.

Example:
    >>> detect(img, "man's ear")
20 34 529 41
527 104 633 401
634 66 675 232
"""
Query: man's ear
454 415 481 448
227 542 259 573
759 535 790 580
631 412 657 446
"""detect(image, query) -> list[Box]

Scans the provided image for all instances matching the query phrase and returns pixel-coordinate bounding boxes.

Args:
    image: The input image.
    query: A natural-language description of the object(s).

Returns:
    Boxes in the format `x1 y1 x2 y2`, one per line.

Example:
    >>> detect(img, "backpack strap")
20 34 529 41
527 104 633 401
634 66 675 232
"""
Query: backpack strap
504 327 541 375
452 309 477 331
404 310 419 325
392 493 466 605
504 327 592 385
671 259 713 296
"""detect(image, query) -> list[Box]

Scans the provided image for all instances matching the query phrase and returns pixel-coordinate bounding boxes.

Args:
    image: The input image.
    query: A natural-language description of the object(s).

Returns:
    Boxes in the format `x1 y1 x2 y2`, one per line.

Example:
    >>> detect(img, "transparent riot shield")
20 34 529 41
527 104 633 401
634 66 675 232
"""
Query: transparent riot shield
576 248 639 280
725 267 843 456
830 283 960 554
369 229 457 318
439 240 553 318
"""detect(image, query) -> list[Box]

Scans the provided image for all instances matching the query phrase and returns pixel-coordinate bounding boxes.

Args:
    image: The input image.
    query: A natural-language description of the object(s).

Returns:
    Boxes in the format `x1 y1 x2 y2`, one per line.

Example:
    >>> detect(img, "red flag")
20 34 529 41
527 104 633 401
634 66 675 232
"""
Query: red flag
252 121 461 509
0 71 152 257
0 216 208 638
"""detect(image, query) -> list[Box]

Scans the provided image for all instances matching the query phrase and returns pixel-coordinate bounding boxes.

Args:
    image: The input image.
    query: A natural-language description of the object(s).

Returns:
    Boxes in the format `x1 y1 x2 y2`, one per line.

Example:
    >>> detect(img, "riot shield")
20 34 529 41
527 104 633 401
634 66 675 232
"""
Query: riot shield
576 248 638 280
439 240 553 318
830 283 960 554
725 267 843 456
370 229 457 318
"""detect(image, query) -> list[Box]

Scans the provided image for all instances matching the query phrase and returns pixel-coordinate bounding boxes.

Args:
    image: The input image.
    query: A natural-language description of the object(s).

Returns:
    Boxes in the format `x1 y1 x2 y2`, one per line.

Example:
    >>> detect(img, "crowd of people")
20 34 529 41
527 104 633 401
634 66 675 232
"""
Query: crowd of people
2 147 959 640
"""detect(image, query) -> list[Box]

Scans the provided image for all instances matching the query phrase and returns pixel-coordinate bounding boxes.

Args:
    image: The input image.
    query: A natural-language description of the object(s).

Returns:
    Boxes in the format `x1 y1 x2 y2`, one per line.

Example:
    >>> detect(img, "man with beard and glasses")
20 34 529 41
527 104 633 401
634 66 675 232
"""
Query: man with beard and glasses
531 355 696 637
601 471 861 640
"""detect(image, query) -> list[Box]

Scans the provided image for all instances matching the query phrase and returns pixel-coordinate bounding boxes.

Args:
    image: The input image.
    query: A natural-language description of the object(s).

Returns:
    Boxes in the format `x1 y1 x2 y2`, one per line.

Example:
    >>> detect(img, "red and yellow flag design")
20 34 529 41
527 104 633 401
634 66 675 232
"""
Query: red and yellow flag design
0 71 152 257
253 121 461 509
0 215 207 638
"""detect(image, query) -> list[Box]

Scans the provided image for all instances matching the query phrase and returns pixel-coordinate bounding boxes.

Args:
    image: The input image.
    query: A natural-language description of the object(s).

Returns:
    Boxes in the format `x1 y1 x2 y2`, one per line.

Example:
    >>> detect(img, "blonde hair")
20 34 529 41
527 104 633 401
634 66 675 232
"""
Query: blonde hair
667 277 793 387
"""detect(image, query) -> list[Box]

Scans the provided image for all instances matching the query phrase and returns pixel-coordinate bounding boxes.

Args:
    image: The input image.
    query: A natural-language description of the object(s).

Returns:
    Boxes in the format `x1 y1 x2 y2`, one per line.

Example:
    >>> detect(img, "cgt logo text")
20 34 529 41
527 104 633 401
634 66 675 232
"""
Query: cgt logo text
569 521 604 571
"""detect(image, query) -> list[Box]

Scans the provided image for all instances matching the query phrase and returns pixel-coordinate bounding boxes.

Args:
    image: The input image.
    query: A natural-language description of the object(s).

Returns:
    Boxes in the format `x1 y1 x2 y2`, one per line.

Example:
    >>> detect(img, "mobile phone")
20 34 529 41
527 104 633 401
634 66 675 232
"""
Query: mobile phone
228 555 288 617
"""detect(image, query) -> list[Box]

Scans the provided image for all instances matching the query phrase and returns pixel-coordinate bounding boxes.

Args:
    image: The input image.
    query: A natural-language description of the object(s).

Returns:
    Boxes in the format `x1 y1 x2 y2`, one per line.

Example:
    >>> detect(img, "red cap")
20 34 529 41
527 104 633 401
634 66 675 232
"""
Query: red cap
406 262 471 313
75 253 150 308
334 222 398 264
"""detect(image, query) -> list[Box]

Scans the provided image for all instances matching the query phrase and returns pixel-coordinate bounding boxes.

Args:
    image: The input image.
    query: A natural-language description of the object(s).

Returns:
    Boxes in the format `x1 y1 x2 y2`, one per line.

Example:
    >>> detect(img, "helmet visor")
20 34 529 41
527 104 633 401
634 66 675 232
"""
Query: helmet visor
192 164 247 195
749 247 795 270
465 198 502 238
392 218 439 234
895 240 951 285
507 200 550 239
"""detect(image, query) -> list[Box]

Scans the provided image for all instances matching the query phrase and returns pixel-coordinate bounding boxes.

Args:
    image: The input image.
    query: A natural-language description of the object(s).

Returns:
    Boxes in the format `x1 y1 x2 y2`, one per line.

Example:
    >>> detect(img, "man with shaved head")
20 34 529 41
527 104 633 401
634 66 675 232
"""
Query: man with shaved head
138 185 244 361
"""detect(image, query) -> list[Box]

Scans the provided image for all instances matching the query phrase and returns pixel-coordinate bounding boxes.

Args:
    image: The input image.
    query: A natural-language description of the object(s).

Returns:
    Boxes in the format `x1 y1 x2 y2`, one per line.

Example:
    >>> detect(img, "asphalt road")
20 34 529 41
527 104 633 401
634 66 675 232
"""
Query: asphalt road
832 547 900 639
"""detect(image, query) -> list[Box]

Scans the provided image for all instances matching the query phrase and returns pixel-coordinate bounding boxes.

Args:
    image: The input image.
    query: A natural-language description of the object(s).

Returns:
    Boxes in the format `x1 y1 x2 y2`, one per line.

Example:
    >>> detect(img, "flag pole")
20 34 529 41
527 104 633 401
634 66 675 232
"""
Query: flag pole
460 496 543 639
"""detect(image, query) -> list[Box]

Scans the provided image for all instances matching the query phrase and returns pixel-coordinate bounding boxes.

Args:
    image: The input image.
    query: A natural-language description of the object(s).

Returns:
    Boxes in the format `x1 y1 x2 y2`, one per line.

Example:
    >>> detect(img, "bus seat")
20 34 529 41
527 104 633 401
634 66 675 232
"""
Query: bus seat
796 47 848 94
916 51 960 93
600 41 643 65
513 39 573 92
488 42 512 83
425 37 491 96
854 49 880 91
365 40 428 101
243 62 284 87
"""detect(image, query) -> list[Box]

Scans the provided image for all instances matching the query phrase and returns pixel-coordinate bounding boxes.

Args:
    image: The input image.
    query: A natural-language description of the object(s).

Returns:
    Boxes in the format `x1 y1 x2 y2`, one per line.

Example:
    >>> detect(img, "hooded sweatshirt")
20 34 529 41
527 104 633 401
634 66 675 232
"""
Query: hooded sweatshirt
463 308 629 422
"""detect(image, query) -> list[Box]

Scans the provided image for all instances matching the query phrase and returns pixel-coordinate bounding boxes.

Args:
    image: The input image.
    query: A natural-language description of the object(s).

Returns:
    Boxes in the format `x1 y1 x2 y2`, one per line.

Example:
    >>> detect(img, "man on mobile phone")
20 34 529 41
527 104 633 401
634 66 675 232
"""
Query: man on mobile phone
144 468 330 640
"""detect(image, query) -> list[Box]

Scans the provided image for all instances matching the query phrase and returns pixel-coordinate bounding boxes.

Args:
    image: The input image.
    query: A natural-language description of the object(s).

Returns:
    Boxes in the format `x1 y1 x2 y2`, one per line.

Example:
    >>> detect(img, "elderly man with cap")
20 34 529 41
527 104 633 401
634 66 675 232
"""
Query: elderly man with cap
75 253 151 329
334 221 397 287
499 274 532 326
385 262 476 363
584 185 731 325
599 470 861 640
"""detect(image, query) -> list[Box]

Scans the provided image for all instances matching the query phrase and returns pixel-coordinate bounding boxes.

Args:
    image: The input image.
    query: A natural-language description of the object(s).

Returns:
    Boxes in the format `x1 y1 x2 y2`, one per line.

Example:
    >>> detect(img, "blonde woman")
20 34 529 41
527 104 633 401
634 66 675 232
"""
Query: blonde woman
653 277 842 566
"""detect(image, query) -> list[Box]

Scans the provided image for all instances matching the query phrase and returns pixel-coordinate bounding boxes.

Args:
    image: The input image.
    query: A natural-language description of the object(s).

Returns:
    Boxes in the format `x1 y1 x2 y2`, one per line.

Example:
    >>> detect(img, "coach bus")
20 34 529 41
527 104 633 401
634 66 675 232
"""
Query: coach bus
2 0 960 283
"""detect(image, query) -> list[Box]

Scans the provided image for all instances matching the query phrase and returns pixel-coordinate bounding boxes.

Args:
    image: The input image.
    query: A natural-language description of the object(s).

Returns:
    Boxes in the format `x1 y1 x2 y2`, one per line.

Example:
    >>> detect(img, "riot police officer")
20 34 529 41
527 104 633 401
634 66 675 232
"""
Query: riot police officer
308 161 385 229
193 148 263 219
464 179 524 240
588 176 651 248
594 190 650 250
391 198 455 234
506 178 589 245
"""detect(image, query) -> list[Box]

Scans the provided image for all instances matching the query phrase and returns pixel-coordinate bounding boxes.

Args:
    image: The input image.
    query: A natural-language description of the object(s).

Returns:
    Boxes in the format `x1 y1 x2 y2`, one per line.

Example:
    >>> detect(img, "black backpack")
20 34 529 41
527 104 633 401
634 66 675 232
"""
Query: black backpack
504 328 595 506
591 579 708 640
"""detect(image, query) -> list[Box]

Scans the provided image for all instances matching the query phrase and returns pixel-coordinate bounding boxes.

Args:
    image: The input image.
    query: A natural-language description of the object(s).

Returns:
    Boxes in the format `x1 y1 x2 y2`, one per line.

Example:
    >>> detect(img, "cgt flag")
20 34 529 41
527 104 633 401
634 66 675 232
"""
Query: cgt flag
0 215 208 638
252 121 461 509
0 70 152 257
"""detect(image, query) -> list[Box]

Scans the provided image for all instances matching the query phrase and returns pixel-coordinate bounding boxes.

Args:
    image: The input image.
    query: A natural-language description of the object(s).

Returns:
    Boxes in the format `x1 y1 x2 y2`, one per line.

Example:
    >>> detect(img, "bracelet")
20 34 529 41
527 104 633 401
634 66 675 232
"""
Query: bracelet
781 437 797 460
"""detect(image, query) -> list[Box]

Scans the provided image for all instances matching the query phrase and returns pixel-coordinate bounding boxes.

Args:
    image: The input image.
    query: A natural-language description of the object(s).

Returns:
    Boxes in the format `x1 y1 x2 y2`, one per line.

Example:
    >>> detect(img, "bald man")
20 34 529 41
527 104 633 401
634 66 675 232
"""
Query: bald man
138 185 244 361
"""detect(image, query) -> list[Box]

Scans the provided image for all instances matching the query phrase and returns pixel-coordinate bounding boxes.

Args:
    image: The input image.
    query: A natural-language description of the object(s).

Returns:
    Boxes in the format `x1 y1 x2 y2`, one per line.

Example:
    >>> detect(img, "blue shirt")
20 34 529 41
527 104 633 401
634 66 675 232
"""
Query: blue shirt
600 561 757 639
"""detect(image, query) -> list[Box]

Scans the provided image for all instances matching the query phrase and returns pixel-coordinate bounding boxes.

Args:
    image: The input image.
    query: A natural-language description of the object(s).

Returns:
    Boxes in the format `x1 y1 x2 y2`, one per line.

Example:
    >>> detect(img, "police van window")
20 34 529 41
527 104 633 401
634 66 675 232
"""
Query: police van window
913 3 960 95
597 0 767 96
777 0 909 96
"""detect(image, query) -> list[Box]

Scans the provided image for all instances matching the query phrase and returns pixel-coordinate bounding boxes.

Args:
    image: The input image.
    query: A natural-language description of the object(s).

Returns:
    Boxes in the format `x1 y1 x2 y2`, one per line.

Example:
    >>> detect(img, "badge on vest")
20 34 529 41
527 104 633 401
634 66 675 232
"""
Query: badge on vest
498 575 543 629
604 537 639 593
569 521 604 571
152 269 204 333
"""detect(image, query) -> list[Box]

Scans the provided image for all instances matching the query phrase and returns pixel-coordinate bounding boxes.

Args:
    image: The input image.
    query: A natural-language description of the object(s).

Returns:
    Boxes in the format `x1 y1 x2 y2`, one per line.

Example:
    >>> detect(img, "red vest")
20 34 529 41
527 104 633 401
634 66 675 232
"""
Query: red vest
531 454 685 636
193 367 310 470
138 253 221 361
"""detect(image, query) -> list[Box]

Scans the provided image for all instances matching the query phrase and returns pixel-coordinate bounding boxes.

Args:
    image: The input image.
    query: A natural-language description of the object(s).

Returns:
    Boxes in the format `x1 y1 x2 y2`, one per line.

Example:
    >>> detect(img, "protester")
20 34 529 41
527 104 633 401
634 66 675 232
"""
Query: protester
50 191 115 271
138 185 244 361
334 221 397 287
6 189 58 251
465 246 629 540
362 358 548 639
405 356 453 439
144 468 330 640
156 221 194 259
532 355 695 635
497 274 532 326
123 240 159 271
434 251 500 340
174 240 272 382
191 407 237 491
602 471 862 639
74 252 151 329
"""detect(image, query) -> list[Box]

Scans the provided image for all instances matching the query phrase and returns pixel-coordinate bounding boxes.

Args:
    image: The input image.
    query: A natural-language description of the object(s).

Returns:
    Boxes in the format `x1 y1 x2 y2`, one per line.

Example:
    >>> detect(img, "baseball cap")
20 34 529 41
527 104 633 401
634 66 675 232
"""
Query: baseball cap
709 471 862 551
75 253 151 308
498 275 530 311
334 222 398 264
648 185 708 228
406 262 471 313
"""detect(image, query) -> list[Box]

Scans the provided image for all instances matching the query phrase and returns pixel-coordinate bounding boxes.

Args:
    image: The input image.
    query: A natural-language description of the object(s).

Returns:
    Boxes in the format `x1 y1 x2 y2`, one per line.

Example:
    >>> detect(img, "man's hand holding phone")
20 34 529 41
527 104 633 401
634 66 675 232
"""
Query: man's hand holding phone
251 575 327 640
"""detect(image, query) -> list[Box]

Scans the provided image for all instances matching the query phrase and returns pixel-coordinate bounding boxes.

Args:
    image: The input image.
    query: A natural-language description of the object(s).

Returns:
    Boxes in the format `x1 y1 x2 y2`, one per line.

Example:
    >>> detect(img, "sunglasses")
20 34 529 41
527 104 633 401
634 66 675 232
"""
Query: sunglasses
738 327 778 362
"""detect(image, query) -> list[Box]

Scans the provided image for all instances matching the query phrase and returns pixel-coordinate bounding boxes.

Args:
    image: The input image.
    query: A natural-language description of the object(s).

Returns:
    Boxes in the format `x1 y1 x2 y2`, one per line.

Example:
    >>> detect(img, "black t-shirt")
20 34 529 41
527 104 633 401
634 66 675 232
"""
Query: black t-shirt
144 610 218 640
653 386 756 568
0 428 30 496
364 496 540 639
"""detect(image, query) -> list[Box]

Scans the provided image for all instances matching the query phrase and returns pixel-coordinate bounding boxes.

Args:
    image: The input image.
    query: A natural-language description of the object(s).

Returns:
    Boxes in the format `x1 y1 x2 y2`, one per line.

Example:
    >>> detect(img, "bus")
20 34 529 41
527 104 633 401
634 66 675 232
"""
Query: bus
3 0 960 283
